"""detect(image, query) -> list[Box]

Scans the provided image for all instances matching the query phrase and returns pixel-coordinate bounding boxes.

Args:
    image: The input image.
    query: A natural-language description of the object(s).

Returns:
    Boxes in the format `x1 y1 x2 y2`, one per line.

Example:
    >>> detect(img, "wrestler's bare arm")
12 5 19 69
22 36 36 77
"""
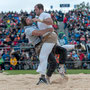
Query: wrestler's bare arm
32 18 53 25
32 28 54 36
42 18 53 25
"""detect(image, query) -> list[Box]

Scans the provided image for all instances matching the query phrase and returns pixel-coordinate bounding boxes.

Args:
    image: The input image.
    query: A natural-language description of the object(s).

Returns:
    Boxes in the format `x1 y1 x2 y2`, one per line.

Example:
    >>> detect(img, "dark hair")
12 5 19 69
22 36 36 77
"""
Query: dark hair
21 16 28 27
36 4 44 10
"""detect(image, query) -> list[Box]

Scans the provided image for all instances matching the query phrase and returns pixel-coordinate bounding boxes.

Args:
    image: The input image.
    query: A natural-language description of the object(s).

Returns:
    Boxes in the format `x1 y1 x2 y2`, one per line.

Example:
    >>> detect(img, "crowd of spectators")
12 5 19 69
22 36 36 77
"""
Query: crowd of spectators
65 10 90 45
66 50 88 69
62 10 90 69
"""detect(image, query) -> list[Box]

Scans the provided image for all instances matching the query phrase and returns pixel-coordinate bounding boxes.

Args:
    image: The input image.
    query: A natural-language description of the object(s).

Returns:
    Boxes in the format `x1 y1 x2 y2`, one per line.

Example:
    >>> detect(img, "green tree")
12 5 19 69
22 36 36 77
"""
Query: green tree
75 2 90 11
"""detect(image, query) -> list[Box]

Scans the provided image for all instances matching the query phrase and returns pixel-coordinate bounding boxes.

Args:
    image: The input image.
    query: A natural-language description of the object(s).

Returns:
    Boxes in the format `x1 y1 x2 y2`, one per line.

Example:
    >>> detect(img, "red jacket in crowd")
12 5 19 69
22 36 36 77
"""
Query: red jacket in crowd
63 17 67 23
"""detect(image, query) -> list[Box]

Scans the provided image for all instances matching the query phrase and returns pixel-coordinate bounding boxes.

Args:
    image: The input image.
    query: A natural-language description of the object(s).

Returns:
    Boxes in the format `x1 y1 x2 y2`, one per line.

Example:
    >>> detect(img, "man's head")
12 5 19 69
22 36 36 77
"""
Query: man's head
34 4 44 16
21 16 33 27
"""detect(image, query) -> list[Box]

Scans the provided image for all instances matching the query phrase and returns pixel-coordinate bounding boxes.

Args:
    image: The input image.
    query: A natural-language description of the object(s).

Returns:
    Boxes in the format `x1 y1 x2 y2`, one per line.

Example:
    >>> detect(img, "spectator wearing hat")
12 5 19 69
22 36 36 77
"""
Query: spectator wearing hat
0 55 4 70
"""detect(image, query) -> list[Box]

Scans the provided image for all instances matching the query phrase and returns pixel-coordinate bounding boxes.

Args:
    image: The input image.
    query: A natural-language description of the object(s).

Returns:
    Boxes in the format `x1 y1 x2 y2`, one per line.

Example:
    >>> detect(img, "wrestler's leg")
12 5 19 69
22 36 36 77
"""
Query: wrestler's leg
46 45 67 82
37 43 55 75
62 44 86 51
55 45 67 64
47 52 57 77
46 52 57 83
36 43 55 85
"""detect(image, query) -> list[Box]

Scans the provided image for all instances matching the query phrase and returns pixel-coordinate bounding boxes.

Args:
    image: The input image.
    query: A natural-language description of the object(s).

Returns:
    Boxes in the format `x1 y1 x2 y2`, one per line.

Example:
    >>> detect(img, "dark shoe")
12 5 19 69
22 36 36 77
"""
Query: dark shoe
36 77 48 85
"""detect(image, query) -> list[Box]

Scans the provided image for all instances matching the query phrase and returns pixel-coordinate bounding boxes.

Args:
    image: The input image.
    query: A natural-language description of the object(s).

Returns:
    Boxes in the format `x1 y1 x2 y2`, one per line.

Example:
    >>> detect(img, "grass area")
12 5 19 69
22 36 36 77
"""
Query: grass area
67 69 90 74
4 70 38 75
2 69 90 75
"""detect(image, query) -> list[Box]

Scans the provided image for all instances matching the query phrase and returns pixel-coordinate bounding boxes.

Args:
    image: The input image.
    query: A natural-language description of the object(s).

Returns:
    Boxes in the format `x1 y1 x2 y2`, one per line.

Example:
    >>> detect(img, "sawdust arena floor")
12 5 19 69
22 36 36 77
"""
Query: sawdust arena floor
0 73 90 90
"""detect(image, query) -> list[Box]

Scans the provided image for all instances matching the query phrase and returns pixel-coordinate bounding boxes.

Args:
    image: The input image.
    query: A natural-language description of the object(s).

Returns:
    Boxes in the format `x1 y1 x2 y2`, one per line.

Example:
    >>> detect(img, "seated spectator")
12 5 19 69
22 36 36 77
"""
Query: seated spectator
72 51 79 60
70 40 77 45
0 49 3 55
10 55 17 69
86 20 90 27
88 53 90 61
2 50 10 65
4 35 12 45
59 36 65 46
63 34 68 44
83 62 87 69
13 38 18 46
80 35 86 44
79 51 85 61
18 34 25 43
75 31 80 38
0 55 4 70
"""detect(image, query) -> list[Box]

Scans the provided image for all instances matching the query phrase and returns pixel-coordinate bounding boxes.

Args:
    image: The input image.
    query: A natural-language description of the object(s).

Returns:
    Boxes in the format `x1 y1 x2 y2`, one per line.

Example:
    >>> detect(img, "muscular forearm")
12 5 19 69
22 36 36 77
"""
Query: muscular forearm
32 28 54 36
32 18 53 25
42 18 53 25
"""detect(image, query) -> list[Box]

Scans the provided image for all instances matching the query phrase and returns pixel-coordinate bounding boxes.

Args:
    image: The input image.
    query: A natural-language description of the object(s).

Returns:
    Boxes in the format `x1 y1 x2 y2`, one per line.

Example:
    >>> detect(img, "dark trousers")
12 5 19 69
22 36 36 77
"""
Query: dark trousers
46 45 67 77
55 45 67 64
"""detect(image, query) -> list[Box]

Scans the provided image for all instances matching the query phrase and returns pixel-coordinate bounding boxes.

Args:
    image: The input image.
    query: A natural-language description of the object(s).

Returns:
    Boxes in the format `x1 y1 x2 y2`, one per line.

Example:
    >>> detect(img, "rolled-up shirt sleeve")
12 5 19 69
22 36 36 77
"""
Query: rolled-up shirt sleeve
25 27 35 37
